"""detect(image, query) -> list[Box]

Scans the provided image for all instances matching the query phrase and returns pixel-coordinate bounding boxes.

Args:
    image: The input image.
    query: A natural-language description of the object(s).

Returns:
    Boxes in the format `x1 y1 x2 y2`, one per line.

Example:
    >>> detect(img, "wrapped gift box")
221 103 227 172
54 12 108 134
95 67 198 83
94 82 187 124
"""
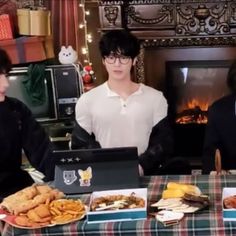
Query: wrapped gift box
0 36 47 64
17 9 51 36
0 0 18 37
40 35 54 59
87 188 147 224
0 14 13 40
222 188 236 221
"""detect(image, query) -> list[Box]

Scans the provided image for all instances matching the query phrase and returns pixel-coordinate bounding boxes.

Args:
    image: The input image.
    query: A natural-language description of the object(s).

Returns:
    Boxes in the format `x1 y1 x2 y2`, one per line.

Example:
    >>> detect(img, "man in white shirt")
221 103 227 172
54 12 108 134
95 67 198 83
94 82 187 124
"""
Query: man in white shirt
71 30 174 175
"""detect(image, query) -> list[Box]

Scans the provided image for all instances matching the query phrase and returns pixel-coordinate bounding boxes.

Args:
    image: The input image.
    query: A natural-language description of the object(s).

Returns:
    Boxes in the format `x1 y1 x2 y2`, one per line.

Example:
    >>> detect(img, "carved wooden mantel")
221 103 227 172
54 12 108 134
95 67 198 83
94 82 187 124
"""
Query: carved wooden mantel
99 0 236 83
99 0 236 40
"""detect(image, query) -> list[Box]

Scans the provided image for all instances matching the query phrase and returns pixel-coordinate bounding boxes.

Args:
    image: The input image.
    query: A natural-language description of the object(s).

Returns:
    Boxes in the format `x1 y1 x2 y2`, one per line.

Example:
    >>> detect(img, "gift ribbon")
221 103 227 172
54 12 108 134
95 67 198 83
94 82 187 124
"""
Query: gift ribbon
15 37 27 64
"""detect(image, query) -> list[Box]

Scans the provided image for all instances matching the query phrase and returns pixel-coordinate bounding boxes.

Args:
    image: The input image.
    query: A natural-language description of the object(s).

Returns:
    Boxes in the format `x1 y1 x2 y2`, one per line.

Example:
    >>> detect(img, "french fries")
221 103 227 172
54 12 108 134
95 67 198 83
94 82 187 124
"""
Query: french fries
49 199 86 224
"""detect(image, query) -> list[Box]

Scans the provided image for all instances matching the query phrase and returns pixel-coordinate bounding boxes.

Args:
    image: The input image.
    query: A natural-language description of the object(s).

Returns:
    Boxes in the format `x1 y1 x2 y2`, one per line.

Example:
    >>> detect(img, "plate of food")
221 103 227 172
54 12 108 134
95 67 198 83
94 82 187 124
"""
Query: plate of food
49 199 86 225
151 182 210 214
0 185 86 229
90 192 146 211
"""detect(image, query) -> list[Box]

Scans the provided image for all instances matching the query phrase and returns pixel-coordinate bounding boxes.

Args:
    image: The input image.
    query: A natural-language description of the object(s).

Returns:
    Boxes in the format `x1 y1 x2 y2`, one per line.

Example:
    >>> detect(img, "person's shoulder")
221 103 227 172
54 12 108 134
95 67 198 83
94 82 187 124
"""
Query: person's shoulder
211 94 234 107
7 97 34 118
140 83 164 97
209 94 235 116
77 83 107 106
6 96 27 109
5 97 32 120
82 83 106 97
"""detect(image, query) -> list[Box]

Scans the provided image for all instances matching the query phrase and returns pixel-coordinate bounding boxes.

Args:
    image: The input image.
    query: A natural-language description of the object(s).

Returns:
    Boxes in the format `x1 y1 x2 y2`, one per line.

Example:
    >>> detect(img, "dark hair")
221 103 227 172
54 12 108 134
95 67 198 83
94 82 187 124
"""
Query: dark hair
227 60 236 93
0 48 12 74
99 30 140 59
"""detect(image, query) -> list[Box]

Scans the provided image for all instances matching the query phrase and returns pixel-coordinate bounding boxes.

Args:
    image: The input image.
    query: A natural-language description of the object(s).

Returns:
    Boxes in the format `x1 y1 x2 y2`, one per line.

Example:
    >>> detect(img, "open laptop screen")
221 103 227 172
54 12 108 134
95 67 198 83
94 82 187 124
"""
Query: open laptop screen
53 147 140 194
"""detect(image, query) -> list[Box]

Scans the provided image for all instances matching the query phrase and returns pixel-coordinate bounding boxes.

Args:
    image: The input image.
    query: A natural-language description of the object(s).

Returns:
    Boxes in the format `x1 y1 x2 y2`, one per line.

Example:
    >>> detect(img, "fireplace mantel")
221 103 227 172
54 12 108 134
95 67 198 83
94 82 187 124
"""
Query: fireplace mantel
99 0 236 42
99 0 236 84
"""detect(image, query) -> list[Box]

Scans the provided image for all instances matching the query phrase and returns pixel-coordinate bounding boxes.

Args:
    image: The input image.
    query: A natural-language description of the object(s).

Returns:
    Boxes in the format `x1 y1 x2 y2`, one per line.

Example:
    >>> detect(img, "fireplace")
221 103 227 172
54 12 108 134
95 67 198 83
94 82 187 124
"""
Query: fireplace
139 46 236 166
166 60 231 124
165 59 232 163
165 60 231 163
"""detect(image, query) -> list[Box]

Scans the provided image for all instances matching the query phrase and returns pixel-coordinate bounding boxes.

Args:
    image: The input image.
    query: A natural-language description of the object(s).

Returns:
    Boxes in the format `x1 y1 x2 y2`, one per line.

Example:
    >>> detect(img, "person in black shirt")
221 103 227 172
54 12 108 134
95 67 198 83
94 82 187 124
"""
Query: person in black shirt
202 60 236 174
0 48 54 200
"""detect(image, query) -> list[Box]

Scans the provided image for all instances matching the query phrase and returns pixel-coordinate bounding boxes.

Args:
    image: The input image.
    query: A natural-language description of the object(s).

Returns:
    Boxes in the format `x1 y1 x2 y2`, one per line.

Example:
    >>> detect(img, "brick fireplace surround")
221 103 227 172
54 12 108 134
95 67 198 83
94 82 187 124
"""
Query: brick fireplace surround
99 0 236 171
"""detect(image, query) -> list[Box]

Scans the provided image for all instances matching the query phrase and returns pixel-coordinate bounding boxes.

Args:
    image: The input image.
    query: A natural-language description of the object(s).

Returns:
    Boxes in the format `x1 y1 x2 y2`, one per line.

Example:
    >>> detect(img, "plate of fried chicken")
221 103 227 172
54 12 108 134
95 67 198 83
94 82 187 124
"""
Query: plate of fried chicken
0 184 86 229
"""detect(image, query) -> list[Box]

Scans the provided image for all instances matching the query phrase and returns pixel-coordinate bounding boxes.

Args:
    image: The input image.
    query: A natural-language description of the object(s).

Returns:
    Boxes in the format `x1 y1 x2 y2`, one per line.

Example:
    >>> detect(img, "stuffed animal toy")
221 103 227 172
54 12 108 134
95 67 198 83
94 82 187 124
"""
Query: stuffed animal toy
58 45 78 64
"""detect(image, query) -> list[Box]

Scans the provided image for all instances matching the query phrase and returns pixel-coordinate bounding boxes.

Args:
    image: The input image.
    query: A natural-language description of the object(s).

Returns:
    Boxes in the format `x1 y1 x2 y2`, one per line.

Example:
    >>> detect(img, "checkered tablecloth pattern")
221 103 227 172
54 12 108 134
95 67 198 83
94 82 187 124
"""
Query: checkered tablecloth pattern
2 175 236 236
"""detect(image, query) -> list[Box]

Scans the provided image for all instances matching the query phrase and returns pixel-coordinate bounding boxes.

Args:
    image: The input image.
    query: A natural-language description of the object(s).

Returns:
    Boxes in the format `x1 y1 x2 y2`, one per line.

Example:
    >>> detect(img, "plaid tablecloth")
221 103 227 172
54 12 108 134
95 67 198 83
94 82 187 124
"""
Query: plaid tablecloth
1 175 236 236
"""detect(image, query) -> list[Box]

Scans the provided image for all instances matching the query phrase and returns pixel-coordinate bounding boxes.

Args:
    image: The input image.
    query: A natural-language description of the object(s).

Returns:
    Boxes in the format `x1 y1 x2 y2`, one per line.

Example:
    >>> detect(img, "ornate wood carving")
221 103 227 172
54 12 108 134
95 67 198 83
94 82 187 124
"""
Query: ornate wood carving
99 0 236 82
99 1 124 29
135 47 145 82
142 36 236 47
99 0 236 39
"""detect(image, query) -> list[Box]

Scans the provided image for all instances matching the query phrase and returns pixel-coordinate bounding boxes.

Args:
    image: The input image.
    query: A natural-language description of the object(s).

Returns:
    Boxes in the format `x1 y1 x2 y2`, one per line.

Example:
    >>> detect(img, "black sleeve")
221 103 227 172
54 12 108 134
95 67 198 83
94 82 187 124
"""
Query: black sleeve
139 117 174 175
19 102 54 181
71 122 101 149
202 106 219 174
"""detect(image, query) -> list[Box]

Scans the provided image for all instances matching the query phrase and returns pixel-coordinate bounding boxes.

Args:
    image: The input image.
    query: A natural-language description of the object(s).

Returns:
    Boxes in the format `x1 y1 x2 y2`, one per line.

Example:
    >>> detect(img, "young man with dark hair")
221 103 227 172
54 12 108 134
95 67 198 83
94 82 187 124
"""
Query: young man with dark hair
72 30 174 175
202 60 236 174
0 48 54 199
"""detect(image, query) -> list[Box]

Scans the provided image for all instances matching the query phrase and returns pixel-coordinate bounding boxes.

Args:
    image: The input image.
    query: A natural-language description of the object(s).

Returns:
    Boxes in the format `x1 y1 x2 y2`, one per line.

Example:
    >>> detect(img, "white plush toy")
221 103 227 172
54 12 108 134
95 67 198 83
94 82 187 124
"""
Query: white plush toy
58 45 78 64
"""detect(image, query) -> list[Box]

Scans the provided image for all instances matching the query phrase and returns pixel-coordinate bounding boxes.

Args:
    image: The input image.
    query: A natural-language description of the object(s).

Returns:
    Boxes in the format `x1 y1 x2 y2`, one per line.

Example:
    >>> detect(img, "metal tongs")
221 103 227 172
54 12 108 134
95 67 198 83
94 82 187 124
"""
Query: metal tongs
215 149 222 175
215 149 230 175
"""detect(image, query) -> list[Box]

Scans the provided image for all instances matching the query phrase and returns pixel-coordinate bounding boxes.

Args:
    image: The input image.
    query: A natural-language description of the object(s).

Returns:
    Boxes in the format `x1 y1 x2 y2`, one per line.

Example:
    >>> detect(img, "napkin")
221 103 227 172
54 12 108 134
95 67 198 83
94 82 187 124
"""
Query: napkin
155 210 184 226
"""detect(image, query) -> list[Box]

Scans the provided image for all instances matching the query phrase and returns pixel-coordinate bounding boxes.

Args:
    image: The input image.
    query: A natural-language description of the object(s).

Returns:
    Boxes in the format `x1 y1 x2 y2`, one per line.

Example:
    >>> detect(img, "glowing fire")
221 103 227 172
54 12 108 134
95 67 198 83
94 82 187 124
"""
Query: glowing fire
176 99 209 124
186 99 208 111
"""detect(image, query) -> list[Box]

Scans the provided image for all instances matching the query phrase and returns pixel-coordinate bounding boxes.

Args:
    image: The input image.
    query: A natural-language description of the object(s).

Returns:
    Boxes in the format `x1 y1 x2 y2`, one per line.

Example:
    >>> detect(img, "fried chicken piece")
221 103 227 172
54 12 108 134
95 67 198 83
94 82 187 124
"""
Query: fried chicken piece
34 204 51 218
15 215 39 228
27 208 51 223
36 185 52 194
0 185 64 215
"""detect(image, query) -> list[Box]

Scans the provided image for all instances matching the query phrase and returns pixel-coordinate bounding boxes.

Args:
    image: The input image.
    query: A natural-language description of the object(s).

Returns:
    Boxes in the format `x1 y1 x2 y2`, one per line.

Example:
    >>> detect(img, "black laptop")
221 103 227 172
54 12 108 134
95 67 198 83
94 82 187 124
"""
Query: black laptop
52 147 140 194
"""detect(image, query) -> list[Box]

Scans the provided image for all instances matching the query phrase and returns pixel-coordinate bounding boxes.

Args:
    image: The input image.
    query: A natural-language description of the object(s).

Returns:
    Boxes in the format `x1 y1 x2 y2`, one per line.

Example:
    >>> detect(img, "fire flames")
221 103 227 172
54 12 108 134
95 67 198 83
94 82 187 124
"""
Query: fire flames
176 99 208 124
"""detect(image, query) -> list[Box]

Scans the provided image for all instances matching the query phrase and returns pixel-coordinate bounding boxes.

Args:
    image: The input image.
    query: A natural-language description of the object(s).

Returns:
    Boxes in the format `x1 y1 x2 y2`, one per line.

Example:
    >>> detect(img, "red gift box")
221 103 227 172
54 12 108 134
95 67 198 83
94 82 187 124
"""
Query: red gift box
0 36 47 64
0 14 13 40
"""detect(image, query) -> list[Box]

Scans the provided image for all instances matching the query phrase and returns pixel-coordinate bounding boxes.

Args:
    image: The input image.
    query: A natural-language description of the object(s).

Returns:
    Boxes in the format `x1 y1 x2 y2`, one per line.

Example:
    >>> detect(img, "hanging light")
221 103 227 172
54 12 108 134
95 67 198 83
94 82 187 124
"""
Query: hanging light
78 0 91 65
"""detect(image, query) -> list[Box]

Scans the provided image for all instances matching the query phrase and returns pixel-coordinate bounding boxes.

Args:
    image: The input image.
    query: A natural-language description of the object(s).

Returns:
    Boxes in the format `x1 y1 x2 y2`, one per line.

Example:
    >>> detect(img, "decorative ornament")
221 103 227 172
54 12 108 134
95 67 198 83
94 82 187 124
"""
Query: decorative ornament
81 65 96 91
